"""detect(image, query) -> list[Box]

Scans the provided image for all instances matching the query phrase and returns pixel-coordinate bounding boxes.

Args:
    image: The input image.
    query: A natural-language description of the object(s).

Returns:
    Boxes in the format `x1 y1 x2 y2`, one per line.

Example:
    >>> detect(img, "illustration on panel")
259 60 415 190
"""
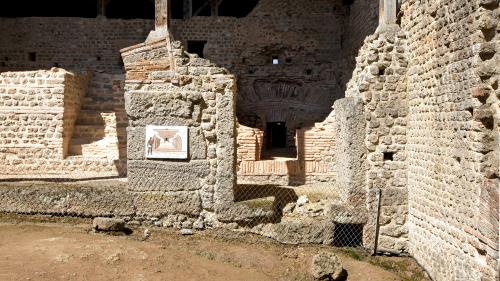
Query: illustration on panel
145 126 188 159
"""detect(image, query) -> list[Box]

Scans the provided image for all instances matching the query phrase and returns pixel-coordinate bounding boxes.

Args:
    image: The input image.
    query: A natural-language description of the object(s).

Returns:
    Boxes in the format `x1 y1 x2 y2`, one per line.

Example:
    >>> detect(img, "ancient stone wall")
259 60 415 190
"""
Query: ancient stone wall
0 68 96 174
171 0 351 148
345 28 409 253
401 0 499 280
122 36 242 222
0 17 153 73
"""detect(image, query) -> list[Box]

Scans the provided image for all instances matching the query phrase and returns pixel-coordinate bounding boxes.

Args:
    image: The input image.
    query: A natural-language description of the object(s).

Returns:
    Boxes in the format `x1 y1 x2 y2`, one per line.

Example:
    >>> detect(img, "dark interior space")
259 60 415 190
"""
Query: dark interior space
333 223 364 247
106 0 154 19
192 0 211 16
171 0 185 19
187 40 207 58
267 122 287 149
218 0 259 17
0 0 99 18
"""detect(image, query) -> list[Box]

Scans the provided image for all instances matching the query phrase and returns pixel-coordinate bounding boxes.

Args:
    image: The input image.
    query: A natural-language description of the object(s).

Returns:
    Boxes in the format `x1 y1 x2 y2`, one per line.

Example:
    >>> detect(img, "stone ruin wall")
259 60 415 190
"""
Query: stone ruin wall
0 17 154 177
0 1 497 280
401 0 499 280
345 30 409 252
0 17 153 73
0 69 91 175
171 0 354 149
121 37 271 227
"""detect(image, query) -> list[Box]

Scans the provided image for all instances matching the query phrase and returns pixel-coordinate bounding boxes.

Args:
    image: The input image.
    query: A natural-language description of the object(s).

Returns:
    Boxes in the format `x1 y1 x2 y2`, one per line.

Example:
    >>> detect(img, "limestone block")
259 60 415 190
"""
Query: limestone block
128 160 209 192
311 252 345 281
93 217 126 232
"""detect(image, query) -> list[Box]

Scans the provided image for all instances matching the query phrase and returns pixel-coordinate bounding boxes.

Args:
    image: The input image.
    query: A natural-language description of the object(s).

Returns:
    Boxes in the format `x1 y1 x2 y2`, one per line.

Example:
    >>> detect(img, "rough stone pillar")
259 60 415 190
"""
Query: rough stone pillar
377 0 399 32
334 97 366 205
147 0 171 42
155 0 170 29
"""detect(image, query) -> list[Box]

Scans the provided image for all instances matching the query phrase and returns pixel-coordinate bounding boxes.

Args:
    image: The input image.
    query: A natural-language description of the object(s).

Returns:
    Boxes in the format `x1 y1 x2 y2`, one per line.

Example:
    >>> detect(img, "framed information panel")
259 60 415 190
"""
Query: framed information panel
145 126 188 159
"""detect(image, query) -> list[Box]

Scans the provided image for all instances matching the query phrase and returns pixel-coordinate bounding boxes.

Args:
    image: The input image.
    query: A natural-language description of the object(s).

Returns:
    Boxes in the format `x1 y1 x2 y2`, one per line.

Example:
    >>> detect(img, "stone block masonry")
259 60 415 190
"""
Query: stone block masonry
0 69 87 170
401 0 499 280
0 69 126 177
0 17 153 74
121 37 242 221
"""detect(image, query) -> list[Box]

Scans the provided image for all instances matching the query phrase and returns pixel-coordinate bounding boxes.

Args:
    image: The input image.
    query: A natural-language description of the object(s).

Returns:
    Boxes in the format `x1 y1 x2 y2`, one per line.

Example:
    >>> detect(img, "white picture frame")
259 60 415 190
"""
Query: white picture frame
145 126 188 159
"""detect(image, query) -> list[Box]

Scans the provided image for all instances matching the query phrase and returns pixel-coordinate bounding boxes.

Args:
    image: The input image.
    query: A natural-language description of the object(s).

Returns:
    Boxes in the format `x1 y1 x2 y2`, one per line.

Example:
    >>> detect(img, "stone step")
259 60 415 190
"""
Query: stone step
68 137 121 158
76 110 116 126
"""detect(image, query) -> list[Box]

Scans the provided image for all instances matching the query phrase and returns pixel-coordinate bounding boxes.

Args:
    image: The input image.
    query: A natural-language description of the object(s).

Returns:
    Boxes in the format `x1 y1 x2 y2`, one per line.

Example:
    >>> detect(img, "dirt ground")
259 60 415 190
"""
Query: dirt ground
0 215 429 281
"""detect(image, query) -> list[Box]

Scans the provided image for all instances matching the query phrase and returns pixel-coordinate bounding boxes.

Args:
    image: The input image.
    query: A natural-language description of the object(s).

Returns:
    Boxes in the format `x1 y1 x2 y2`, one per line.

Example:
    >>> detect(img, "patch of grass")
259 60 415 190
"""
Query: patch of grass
339 247 366 261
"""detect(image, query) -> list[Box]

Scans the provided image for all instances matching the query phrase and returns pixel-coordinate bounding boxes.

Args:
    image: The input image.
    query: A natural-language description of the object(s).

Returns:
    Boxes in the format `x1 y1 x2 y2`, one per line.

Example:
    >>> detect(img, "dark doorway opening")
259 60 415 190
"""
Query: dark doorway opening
267 122 287 148
187 40 207 58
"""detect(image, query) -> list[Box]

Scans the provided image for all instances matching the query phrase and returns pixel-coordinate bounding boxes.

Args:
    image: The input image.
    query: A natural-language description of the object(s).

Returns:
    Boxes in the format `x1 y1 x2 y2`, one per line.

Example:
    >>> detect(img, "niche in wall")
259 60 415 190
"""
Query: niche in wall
187 40 207 58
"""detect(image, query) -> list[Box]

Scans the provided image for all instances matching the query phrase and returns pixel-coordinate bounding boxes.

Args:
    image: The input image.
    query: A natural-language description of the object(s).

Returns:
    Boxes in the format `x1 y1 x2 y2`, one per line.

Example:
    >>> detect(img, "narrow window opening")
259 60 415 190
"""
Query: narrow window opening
249 69 255 74
53 62 59 67
383 152 394 161
306 69 312 75
96 56 101 61
0 62 5 67
187 40 207 58
28 52 37 62
242 58 246 63
285 58 292 63
4 57 9 61
272 56 279 65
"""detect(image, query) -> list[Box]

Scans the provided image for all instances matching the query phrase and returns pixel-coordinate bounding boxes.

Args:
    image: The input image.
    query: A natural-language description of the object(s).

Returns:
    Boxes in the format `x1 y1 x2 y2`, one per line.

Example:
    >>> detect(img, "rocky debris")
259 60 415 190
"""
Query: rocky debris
256 218 334 245
143 229 151 240
293 200 331 217
296 195 310 207
311 252 345 281
93 217 126 232
180 229 193 236
283 202 296 214
193 218 205 230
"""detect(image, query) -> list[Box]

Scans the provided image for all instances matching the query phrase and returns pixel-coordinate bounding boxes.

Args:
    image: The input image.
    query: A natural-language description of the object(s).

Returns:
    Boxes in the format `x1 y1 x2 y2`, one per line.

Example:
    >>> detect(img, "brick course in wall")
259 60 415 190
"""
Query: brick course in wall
401 0 499 280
